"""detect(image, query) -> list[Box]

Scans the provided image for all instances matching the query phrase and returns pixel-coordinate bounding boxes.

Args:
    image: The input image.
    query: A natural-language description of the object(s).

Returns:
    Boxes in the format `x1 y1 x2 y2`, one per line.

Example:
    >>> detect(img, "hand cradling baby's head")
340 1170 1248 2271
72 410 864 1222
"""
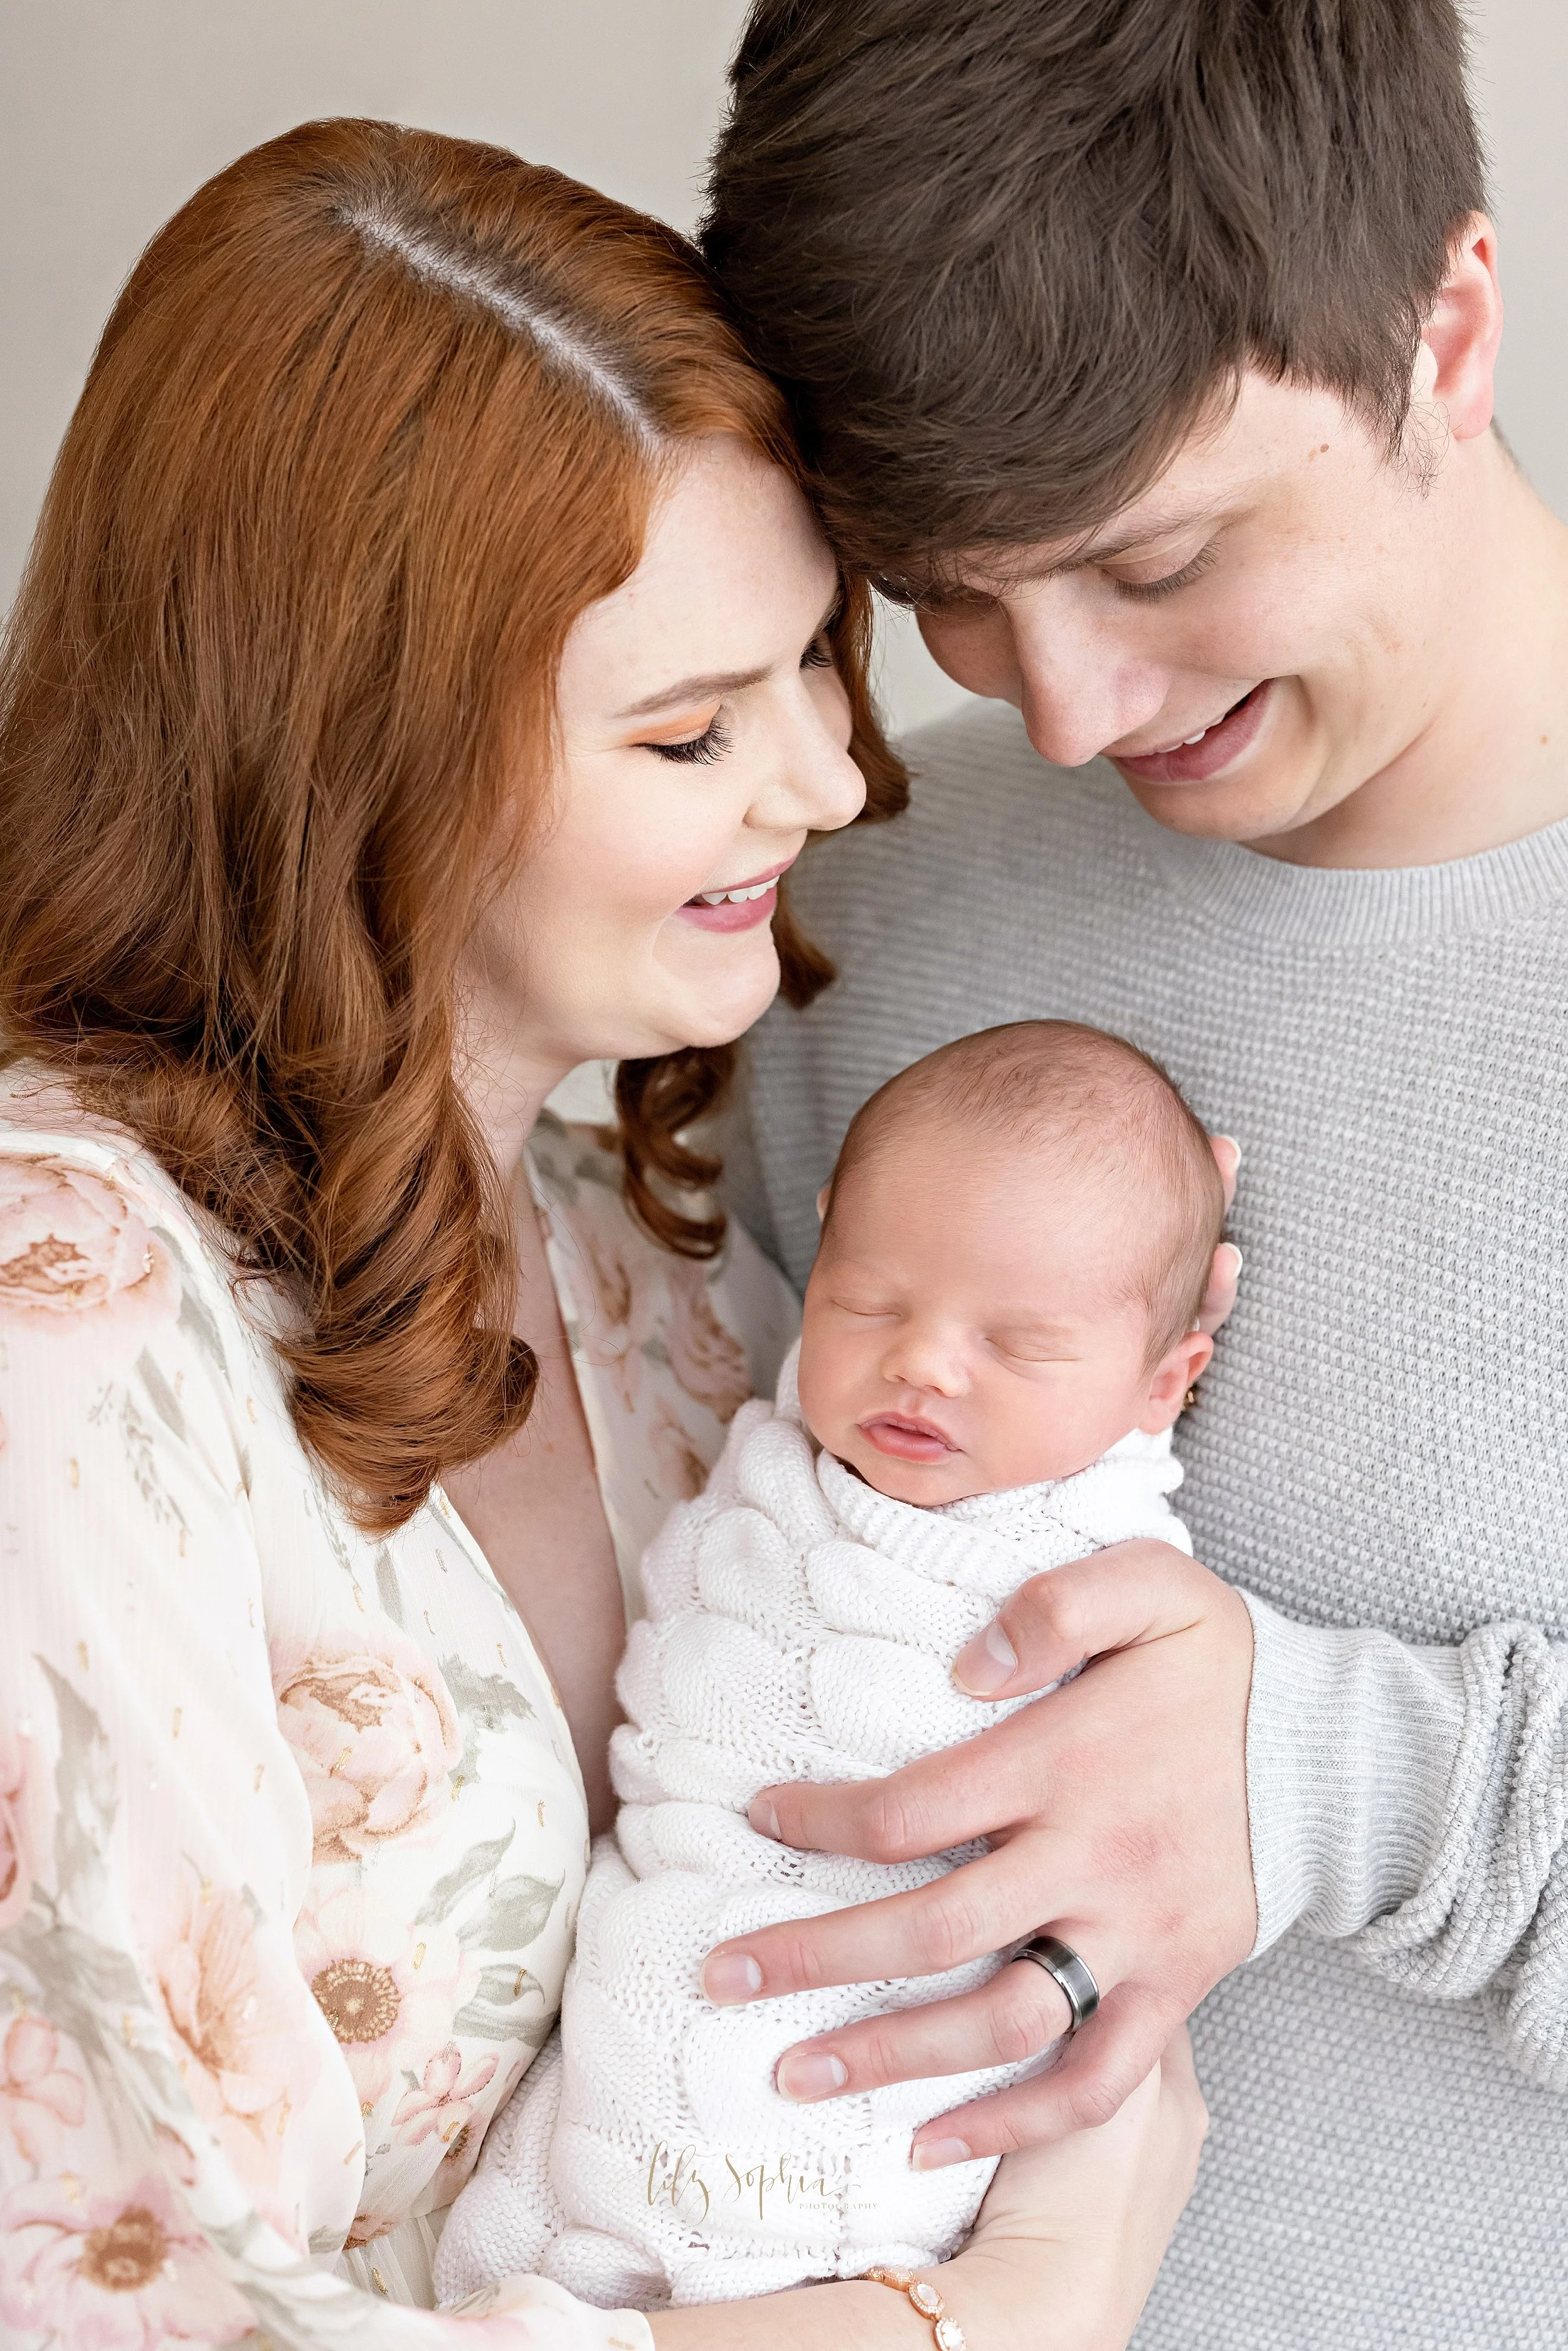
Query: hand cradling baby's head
797 1021 1225 1506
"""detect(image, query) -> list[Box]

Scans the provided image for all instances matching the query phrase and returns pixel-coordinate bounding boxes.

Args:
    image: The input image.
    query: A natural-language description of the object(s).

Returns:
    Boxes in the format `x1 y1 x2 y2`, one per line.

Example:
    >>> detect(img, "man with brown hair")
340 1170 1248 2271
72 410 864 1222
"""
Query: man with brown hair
699 3 1568 2342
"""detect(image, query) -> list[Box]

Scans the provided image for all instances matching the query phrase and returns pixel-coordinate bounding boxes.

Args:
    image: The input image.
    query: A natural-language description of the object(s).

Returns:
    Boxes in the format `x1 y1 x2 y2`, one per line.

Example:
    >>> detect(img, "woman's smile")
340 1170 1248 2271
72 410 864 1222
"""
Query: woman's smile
675 854 797 933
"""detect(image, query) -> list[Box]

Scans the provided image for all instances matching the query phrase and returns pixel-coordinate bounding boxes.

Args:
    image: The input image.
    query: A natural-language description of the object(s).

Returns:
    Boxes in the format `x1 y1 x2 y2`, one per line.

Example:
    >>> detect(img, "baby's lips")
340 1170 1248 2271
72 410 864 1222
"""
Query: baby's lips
859 1413 957 1463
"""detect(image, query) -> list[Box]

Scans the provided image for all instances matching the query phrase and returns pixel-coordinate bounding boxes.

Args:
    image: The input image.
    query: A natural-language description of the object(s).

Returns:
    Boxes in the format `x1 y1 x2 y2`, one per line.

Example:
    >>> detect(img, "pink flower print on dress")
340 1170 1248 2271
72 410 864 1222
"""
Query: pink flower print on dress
393 2044 501 2184
0 2015 86 2168
0 1721 45 1933
0 2171 253 2350
294 1884 472 2116
272 1622 464 1867
156 1883 315 2192
575 1224 647 1411
663 1258 751 1425
0 1157 176 1335
648 1400 709 1502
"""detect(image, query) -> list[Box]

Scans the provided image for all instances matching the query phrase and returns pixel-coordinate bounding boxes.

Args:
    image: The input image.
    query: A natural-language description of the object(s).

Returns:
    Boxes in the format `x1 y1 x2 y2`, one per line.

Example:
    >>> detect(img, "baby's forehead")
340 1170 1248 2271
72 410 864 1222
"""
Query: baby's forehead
837 1108 1145 1211
828 1125 1160 1266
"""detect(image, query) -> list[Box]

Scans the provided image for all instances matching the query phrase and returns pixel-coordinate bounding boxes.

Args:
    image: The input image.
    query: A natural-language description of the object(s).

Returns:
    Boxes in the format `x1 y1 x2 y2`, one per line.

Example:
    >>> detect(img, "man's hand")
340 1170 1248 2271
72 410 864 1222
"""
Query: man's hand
700 1541 1256 2163
1200 1133 1242 1334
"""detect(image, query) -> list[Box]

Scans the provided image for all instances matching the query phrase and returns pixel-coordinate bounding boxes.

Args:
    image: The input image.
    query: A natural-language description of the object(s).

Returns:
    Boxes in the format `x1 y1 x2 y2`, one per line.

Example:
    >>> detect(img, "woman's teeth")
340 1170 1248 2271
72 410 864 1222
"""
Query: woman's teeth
697 880 774 905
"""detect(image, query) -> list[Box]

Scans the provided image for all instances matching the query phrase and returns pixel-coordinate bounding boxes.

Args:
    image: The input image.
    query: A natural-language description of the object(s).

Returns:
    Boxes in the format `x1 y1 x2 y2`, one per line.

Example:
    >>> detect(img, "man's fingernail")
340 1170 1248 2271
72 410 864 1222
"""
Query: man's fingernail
702 1953 763 2004
953 1617 1017 1696
749 1796 781 1840
911 2136 974 2171
776 2049 849 2101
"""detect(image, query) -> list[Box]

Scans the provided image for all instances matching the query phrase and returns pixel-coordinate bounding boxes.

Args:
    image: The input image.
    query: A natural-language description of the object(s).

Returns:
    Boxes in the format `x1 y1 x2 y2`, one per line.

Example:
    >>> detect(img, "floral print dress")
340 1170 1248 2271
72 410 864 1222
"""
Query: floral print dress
0 1083 798 2350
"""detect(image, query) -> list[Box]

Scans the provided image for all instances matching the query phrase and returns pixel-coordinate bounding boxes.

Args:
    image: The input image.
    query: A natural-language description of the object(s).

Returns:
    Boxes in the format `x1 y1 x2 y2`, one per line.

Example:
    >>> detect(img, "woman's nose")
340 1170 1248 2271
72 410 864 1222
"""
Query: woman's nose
770 733 865 839
750 674 867 839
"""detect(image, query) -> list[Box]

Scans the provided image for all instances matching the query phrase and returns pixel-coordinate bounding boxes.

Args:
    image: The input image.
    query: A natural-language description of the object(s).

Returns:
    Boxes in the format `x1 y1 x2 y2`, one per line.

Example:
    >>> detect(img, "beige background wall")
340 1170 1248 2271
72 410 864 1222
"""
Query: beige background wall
0 1 1561 736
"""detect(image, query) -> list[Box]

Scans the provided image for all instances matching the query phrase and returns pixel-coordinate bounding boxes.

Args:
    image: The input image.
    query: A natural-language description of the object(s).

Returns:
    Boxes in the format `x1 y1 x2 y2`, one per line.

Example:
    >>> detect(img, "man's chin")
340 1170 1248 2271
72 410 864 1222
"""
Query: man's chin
1113 762 1324 847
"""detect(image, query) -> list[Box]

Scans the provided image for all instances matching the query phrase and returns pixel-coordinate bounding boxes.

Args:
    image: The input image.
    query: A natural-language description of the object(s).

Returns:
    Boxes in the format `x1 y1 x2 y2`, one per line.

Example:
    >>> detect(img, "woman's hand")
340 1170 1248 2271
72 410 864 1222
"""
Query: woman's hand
645 2035 1207 2351
943 2031 1209 2351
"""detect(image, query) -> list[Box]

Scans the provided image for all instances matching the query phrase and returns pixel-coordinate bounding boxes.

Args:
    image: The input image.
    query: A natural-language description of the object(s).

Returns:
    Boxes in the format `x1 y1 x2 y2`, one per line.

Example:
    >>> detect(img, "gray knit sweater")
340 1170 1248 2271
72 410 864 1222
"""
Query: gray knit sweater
726 702 1568 2351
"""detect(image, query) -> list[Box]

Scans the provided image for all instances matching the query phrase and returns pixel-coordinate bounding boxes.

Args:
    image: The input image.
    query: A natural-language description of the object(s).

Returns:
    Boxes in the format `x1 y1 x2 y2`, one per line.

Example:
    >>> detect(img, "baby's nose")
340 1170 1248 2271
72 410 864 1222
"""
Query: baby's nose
881 1330 966 1395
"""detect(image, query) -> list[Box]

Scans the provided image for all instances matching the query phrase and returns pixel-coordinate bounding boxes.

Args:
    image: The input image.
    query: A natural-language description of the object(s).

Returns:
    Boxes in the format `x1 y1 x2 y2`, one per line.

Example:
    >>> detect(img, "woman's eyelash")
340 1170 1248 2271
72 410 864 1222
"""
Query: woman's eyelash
645 625 835 762
1113 544 1219 602
647 716 732 766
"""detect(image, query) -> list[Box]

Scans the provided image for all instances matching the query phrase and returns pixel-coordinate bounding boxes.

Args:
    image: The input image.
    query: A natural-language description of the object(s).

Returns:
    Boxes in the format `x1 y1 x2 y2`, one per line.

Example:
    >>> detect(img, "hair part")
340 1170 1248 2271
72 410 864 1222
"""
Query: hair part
0 117 904 1532
826 1021 1226 1357
704 0 1487 581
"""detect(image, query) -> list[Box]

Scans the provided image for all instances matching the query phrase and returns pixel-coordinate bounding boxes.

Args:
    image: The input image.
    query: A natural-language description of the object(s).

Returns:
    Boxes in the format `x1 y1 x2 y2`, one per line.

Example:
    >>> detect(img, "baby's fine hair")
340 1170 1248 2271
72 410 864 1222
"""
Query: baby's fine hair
827 1021 1226 1358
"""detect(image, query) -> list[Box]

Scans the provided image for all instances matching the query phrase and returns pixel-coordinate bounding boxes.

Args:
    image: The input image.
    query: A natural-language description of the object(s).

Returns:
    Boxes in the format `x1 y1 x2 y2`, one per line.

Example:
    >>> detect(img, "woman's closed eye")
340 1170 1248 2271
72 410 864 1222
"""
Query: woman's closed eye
642 709 733 766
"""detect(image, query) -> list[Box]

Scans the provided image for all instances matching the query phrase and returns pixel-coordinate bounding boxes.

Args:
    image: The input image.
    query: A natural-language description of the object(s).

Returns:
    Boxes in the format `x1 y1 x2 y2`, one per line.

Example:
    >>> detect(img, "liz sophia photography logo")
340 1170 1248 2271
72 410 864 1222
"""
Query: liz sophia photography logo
646 2140 835 2224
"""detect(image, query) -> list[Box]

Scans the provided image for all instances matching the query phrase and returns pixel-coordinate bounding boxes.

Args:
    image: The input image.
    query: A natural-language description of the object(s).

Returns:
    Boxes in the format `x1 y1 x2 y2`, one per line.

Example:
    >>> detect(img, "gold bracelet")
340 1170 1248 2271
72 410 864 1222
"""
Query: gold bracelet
859 2266 968 2349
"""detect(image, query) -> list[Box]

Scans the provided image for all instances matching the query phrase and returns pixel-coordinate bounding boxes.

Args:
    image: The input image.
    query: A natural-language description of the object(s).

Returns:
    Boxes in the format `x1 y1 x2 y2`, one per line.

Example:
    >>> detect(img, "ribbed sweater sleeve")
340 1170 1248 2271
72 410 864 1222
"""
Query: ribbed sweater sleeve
1244 1600 1568 2087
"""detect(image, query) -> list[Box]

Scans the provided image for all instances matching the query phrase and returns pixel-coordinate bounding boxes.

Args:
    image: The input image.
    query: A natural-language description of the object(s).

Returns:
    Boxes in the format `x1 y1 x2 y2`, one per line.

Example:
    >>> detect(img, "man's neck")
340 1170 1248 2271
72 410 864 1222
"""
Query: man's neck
1258 441 1568 871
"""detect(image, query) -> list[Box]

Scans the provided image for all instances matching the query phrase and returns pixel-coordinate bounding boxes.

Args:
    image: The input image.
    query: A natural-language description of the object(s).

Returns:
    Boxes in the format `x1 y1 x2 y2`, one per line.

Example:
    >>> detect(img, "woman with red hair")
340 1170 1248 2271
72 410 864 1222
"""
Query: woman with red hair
0 121 1200 2348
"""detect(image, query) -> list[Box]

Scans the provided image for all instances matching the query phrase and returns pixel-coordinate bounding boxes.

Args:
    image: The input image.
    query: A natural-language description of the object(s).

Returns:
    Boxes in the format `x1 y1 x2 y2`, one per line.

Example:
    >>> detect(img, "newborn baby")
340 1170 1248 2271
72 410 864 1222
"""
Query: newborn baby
437 1020 1223 2310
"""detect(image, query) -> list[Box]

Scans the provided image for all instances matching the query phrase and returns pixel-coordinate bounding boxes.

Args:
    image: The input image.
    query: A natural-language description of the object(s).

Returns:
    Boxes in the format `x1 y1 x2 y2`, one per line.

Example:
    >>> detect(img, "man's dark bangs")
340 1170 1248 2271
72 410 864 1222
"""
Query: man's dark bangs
703 0 1486 574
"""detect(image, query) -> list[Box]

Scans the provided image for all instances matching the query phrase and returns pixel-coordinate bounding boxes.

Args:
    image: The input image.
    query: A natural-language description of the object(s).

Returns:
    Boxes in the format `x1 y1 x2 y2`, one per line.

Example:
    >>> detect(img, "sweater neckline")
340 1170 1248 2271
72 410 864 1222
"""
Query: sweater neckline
1103 758 1568 948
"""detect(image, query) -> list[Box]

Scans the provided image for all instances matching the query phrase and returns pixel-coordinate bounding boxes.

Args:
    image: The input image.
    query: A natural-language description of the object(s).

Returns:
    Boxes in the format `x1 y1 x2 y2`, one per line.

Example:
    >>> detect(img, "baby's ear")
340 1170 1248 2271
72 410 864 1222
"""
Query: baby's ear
1138 1327 1216 1433
815 1182 832 1225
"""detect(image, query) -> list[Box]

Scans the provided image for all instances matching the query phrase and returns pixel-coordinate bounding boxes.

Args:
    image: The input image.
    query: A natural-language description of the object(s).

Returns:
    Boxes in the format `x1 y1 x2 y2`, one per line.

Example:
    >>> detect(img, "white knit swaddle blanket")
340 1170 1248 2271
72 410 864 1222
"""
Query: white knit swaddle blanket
437 1344 1190 2310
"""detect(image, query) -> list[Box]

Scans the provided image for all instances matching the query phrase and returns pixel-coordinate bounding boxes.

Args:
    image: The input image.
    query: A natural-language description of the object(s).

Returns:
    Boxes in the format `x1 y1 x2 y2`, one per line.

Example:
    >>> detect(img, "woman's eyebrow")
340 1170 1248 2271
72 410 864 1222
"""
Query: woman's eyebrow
617 664 768 719
615 586 843 721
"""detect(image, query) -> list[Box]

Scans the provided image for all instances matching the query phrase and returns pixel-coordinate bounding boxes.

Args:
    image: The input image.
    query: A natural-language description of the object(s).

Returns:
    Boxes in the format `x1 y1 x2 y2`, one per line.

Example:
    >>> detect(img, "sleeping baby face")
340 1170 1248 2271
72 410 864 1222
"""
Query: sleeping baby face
795 1025 1222 1509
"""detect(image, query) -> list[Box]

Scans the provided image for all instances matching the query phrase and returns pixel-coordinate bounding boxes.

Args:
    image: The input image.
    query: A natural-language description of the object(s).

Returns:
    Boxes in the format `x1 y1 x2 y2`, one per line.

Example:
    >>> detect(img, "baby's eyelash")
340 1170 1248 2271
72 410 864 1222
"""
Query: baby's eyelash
1113 544 1219 602
647 716 732 767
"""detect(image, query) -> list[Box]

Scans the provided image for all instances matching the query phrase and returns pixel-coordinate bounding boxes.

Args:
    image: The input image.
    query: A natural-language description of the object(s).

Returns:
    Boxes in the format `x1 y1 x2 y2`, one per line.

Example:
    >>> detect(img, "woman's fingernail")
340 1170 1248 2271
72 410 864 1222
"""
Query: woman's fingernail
749 1796 781 1840
1226 1243 1244 1276
911 2136 974 2171
702 1953 763 2004
776 2049 849 2101
953 1617 1017 1696
1216 1134 1242 1168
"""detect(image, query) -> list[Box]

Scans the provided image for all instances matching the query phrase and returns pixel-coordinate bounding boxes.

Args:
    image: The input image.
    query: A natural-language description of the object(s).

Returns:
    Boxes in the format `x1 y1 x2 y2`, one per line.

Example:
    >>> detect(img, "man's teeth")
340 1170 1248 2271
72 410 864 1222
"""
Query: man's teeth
697 880 775 905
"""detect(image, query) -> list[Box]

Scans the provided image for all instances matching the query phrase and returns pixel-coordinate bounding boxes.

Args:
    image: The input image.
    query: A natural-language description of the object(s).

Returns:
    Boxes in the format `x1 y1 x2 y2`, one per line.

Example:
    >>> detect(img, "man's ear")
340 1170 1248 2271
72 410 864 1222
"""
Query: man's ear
1418 212 1503 444
815 1182 831 1224
1138 1327 1215 1433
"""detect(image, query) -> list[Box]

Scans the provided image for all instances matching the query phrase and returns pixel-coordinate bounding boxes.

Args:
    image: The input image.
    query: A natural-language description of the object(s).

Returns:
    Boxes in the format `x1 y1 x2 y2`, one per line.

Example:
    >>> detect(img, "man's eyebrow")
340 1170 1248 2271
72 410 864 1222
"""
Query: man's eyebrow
613 586 842 721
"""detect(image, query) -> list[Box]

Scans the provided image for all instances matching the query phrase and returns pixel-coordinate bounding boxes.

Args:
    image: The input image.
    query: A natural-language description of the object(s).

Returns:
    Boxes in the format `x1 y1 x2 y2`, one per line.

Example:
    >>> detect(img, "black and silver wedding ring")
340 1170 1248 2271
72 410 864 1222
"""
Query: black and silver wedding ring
1014 1934 1101 2035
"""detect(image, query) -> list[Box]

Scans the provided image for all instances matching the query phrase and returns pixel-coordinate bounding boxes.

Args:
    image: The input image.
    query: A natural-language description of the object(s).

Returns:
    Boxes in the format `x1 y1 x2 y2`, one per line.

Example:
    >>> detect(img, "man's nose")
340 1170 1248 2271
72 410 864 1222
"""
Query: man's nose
1007 593 1170 770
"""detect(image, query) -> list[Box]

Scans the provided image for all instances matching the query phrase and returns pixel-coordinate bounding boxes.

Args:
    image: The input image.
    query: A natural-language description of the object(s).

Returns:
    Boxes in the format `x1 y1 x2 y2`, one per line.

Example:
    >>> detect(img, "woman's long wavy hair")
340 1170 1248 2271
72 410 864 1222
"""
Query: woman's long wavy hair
0 119 906 1533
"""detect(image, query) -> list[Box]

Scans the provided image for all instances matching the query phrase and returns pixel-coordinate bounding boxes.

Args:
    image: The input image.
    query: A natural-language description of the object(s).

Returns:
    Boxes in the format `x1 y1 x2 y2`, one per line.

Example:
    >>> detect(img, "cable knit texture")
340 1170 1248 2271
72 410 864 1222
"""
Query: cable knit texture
436 1343 1190 2308
715 701 1568 2348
